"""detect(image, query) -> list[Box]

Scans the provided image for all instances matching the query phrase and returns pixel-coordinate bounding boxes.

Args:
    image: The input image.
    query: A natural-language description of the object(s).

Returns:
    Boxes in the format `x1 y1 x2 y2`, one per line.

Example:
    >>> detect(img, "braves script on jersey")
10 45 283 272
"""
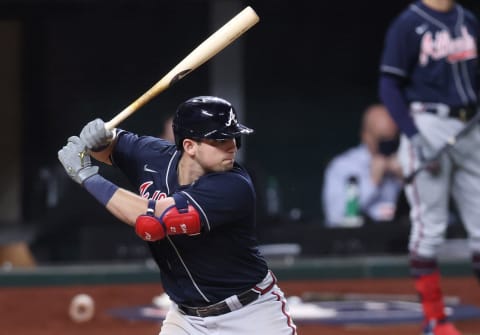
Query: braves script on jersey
381 1 478 107
113 130 268 306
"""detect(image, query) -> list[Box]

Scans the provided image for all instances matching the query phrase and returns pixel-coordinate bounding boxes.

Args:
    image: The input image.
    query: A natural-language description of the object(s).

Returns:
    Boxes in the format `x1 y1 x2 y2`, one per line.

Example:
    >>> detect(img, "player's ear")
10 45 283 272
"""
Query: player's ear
183 138 197 156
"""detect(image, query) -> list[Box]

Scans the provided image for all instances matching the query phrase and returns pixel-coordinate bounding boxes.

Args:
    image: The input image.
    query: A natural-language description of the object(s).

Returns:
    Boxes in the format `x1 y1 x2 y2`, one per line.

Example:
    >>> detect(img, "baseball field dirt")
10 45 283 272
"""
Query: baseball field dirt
1 276 479 335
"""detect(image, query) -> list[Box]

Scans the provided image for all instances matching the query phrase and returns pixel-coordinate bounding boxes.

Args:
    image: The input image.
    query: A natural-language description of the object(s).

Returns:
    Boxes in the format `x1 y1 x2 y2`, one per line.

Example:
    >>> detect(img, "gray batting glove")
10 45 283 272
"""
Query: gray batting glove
58 136 99 184
79 118 114 152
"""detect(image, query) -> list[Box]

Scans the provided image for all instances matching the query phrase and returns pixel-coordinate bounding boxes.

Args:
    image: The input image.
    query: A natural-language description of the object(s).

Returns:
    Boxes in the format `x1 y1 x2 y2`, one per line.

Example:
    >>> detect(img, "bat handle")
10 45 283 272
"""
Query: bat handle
104 97 149 131
104 107 132 131
104 120 115 131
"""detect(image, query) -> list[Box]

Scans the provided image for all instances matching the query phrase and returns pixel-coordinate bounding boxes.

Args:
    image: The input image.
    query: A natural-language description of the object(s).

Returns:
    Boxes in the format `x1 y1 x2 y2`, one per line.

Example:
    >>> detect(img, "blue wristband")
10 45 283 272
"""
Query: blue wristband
83 174 119 206
146 199 156 216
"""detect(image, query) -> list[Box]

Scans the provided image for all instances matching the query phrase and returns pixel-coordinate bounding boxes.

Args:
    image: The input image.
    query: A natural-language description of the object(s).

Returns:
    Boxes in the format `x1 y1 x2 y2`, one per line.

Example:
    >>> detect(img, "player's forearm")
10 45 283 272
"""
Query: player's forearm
83 172 176 226
105 188 175 226
105 188 149 226
379 74 419 138
82 174 139 226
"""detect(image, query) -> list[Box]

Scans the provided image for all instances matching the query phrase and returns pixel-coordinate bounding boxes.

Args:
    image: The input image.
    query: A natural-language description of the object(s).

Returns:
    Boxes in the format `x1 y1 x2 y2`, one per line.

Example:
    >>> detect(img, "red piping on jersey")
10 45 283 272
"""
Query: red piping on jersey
253 270 277 294
409 142 425 254
271 291 297 335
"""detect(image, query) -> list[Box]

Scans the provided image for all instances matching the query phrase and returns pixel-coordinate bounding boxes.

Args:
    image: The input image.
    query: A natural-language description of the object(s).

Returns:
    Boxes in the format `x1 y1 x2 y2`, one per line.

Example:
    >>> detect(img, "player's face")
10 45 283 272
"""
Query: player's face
196 138 237 172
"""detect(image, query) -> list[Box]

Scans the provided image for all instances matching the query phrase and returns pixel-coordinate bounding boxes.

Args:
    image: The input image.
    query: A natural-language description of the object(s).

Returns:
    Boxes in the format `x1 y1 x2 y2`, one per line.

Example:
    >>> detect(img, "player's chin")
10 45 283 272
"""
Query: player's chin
219 159 235 171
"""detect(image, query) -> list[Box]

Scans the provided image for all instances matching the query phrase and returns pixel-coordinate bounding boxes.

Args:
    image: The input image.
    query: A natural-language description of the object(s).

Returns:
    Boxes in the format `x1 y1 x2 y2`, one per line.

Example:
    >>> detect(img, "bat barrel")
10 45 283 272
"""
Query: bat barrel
104 6 259 130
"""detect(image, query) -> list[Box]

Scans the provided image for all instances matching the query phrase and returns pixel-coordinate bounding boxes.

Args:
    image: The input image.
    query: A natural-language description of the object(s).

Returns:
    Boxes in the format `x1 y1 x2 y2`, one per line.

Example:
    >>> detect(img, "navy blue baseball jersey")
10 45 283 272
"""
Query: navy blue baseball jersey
378 3 480 332
112 130 268 307
380 1 478 107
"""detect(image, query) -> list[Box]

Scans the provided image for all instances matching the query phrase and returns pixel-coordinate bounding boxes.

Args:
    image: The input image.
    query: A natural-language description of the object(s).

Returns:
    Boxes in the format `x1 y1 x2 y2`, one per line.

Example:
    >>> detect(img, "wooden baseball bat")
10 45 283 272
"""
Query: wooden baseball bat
104 6 260 131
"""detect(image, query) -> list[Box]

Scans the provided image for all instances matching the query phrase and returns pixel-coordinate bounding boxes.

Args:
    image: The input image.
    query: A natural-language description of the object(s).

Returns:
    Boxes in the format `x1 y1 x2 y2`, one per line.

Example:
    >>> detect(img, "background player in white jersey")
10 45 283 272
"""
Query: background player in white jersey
379 1 480 334
58 96 297 335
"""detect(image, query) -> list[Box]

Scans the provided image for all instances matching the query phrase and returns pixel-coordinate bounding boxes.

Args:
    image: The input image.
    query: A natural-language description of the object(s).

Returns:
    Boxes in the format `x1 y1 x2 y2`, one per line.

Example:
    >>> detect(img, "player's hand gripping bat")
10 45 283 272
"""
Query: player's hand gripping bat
103 6 259 131
404 110 480 184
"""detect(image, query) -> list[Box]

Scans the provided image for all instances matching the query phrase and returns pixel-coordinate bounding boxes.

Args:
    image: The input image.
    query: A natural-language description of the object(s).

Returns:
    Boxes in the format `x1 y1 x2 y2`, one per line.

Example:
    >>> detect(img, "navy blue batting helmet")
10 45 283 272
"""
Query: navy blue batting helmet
173 96 254 150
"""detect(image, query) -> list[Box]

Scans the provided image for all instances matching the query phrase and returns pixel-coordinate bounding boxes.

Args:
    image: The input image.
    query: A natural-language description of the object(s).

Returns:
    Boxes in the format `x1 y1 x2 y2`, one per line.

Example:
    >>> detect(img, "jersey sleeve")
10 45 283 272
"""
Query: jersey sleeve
176 169 255 231
465 9 480 84
380 15 417 78
112 130 171 182
379 12 420 137
379 73 419 137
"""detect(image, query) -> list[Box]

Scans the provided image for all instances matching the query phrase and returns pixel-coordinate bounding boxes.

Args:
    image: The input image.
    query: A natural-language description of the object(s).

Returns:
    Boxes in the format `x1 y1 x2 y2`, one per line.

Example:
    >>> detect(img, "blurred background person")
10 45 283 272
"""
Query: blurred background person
322 103 403 227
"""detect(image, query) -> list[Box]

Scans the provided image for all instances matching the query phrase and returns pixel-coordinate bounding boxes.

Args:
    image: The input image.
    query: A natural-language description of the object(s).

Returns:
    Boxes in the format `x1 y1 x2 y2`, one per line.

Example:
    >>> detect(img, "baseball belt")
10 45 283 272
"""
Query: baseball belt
410 102 477 122
178 271 276 317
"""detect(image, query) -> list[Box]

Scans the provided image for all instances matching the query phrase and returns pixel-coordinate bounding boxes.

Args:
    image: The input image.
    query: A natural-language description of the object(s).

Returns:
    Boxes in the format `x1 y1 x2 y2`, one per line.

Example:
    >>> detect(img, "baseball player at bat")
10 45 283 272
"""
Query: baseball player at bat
379 1 480 334
58 96 297 335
